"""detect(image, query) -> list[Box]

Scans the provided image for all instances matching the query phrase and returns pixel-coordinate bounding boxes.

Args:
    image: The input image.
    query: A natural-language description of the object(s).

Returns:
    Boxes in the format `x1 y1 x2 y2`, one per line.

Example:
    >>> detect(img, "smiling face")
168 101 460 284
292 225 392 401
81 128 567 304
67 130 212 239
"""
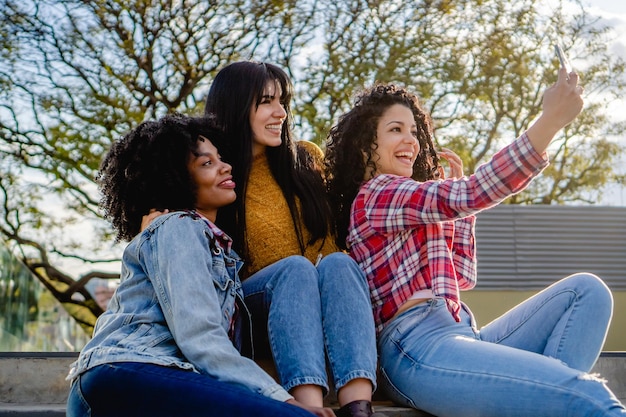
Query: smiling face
371 103 420 178
187 137 236 222
249 79 287 157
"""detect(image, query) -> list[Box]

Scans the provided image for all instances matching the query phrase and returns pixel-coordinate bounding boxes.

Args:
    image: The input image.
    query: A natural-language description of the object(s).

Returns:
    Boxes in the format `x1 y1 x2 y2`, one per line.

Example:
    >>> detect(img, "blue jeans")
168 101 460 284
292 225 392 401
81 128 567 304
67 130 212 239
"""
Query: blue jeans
378 273 626 417
66 362 316 417
242 253 377 394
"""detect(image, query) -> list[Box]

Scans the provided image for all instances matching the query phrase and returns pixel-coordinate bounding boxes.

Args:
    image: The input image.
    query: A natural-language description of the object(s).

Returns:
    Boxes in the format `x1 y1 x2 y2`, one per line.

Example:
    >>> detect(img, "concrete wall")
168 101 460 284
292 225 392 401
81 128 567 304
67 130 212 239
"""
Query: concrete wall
462 290 626 351
1 353 624 408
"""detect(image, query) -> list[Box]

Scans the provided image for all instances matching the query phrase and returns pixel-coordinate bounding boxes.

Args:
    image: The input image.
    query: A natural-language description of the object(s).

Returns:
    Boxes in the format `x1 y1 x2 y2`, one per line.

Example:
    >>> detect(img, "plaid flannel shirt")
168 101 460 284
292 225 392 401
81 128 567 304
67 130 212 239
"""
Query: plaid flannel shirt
347 132 549 334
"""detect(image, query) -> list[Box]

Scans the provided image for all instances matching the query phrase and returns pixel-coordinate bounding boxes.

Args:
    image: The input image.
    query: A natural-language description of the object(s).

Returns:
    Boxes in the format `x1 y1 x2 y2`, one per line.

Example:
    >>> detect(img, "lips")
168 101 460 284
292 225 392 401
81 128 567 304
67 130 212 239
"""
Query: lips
219 177 236 188
395 152 415 164
266 124 282 134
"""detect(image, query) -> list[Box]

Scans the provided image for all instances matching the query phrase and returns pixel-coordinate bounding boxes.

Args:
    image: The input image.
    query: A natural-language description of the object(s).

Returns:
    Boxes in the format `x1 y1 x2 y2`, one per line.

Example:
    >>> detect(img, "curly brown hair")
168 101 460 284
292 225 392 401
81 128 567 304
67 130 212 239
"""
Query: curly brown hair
324 84 439 250
97 113 225 242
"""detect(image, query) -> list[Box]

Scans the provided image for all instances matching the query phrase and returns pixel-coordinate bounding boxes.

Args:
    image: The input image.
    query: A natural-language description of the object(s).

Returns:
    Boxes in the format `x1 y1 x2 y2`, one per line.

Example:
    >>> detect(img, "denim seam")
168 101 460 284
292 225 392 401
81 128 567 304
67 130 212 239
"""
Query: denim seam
334 370 377 392
416 361 611 410
282 376 329 395
490 289 577 345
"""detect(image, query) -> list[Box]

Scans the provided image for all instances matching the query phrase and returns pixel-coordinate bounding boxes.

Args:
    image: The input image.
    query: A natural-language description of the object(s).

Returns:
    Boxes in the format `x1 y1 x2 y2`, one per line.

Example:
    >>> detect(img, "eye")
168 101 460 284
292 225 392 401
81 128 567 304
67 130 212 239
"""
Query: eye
202 159 213 166
412 130 418 137
390 127 401 132
259 95 273 104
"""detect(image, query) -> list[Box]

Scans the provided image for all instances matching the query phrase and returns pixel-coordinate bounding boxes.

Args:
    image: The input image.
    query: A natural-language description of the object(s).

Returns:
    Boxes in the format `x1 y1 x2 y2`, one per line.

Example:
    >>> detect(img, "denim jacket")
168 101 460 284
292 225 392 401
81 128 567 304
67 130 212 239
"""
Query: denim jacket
67 211 291 402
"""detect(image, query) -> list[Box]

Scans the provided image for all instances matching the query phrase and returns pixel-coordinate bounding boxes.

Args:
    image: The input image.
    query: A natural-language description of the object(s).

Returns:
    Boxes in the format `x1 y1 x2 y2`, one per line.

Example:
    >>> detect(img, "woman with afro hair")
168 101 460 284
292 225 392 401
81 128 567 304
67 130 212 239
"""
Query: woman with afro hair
66 113 334 417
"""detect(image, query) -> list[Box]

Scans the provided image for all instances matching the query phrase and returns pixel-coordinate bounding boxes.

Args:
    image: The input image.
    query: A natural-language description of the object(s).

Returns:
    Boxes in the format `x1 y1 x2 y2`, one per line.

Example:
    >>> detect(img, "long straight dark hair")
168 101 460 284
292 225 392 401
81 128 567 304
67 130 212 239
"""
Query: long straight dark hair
205 61 330 260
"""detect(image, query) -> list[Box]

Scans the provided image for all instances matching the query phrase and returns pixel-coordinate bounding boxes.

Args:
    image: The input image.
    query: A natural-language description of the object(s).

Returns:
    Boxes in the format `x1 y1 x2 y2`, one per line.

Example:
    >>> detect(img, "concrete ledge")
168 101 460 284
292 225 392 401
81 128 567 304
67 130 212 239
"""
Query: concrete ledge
0 404 430 417
0 352 624 416
0 353 77 405
592 351 626 403
0 404 65 417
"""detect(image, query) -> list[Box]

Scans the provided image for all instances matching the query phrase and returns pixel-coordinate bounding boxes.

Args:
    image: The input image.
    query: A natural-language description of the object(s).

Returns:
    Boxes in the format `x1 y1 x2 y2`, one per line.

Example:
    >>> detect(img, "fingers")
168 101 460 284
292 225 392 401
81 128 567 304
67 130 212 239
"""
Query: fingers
557 67 568 84
528 67 584 149
140 209 169 232
438 148 464 179
557 67 582 94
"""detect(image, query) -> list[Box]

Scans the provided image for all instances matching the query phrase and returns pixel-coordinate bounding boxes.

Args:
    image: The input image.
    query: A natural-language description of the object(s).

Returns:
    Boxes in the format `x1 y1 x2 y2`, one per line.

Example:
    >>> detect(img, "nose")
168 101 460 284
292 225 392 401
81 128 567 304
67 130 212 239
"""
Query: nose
273 102 287 119
404 133 418 145
220 161 232 173
405 133 420 153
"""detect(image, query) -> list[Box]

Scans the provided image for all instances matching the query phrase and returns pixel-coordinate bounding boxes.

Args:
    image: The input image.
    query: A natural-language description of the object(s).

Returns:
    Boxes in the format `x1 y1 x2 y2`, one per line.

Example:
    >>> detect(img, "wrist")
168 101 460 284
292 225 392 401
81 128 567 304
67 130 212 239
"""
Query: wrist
526 115 561 154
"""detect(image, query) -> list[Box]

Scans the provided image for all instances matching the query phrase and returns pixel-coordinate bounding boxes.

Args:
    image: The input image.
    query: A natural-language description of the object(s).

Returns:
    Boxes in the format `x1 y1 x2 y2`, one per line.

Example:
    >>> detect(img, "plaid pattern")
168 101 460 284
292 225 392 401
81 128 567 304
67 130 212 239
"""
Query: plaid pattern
193 211 234 254
347 133 548 334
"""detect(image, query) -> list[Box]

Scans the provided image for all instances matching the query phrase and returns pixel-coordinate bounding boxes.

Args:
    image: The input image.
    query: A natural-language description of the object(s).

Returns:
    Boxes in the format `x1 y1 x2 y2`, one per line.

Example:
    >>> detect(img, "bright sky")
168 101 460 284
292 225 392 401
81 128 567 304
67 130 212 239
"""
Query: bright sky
586 0 626 47
588 0 626 14
582 0 626 205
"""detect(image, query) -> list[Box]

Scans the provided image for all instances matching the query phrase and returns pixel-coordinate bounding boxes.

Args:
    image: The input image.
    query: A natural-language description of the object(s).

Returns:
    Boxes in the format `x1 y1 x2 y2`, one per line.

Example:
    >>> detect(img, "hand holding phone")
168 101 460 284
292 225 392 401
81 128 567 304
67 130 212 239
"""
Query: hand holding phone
554 44 572 74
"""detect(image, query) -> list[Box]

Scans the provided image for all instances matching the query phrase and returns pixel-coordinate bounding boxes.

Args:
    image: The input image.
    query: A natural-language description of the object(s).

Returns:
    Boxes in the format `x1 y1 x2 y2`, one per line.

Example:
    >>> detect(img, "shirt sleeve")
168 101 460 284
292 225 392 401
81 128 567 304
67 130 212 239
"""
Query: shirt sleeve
362 132 548 233
144 215 292 402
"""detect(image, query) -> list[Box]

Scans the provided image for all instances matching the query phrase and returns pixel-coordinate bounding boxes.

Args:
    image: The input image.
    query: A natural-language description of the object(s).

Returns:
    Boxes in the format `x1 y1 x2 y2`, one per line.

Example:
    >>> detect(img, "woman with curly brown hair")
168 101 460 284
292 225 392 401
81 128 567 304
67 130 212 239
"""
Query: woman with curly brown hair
324 71 626 416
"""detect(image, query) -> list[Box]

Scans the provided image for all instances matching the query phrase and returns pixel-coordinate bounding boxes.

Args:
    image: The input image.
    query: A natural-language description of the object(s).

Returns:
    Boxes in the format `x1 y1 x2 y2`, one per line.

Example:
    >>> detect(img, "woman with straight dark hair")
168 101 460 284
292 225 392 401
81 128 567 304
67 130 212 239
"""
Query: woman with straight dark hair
144 63 383 417
205 61 382 417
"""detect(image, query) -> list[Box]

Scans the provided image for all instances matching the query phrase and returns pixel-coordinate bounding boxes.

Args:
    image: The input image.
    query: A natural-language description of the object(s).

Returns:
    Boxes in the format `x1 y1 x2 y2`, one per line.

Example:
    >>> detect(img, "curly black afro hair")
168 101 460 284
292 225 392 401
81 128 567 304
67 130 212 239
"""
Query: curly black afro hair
97 113 225 242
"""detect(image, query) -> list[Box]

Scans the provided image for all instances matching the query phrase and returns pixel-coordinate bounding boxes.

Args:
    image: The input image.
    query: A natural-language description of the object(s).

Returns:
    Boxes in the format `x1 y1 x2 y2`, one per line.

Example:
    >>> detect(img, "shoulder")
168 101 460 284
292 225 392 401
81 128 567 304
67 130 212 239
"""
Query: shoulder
142 210 233 252
143 211 211 241
296 140 324 169
362 174 415 192
296 140 324 158
357 175 424 208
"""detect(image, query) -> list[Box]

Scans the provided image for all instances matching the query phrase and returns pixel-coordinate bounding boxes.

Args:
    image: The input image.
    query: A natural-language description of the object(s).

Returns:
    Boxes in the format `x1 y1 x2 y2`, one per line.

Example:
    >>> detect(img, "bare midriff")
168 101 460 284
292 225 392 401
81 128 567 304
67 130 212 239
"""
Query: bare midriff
390 297 432 322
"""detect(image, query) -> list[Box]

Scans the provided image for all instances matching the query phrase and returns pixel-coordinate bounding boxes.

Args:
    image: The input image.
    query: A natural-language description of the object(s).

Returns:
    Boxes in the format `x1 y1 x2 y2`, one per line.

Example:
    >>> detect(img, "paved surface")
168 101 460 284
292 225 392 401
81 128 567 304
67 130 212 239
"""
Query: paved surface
1 352 624 416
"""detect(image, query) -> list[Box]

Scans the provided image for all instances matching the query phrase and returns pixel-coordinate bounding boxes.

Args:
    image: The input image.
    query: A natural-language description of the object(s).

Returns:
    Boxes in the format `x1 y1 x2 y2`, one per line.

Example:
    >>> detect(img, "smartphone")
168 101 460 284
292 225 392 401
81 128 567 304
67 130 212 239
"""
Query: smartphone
554 44 572 73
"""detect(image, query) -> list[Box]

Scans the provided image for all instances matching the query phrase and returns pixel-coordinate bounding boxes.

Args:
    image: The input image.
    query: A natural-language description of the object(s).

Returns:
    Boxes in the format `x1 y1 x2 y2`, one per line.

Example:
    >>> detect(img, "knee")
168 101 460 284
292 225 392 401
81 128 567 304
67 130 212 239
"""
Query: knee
317 252 367 286
318 252 360 271
567 272 613 312
280 255 316 271
275 255 319 286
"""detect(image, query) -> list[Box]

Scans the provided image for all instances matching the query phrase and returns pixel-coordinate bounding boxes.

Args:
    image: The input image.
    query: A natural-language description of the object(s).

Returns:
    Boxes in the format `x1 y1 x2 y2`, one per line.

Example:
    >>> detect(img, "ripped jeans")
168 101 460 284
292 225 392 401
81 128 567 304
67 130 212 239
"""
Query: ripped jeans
378 273 626 417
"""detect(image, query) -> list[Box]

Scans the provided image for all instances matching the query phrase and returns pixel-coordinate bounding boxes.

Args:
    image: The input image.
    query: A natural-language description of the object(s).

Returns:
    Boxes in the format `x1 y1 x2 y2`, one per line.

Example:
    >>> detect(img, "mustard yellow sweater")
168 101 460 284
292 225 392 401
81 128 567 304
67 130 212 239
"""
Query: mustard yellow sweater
243 142 339 277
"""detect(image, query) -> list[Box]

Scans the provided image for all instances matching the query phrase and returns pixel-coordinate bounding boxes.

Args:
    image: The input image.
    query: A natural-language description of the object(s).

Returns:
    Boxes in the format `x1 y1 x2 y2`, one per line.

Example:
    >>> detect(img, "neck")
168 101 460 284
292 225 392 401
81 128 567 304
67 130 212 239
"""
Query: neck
252 143 265 158
195 209 216 223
